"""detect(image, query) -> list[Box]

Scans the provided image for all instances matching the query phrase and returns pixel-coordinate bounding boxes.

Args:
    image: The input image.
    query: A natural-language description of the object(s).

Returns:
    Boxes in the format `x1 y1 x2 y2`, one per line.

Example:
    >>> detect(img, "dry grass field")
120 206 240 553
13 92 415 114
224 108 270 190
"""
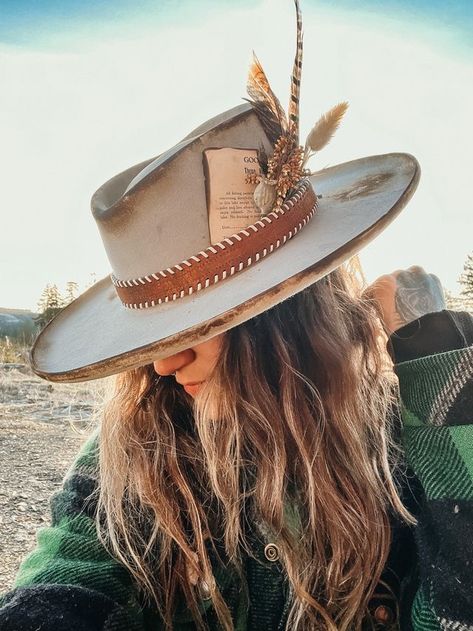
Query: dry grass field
0 360 109 592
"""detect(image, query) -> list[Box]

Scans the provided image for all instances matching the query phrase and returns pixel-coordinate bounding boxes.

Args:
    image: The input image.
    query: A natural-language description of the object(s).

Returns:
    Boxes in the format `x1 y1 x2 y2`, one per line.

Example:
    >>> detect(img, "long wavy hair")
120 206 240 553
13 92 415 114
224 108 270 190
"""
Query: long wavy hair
96 259 412 630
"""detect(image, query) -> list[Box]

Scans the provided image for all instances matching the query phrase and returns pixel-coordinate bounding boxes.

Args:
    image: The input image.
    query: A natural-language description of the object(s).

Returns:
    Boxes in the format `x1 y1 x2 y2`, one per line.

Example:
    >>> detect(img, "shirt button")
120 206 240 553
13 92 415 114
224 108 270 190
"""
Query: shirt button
264 543 280 562
374 605 395 625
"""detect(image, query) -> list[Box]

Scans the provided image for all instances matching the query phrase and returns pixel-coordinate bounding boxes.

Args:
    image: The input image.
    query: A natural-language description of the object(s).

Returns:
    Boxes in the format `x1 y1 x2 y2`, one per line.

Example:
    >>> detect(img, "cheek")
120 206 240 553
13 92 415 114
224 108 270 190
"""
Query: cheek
199 334 225 370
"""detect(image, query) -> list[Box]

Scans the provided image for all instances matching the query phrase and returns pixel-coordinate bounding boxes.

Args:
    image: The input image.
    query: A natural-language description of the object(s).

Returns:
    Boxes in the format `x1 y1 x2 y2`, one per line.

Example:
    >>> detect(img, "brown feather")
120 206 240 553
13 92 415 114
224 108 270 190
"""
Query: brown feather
243 98 283 146
287 0 303 145
257 144 269 176
246 52 287 140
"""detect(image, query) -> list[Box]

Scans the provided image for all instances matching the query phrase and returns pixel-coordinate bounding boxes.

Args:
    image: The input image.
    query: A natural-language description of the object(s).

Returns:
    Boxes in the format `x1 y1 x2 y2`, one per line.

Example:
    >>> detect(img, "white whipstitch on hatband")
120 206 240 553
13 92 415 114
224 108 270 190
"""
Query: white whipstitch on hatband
112 180 316 308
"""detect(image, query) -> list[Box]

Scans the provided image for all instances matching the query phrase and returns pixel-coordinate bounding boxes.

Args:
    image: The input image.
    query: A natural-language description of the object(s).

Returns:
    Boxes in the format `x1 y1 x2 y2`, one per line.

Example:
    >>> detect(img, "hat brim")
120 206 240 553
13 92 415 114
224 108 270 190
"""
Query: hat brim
30 152 420 382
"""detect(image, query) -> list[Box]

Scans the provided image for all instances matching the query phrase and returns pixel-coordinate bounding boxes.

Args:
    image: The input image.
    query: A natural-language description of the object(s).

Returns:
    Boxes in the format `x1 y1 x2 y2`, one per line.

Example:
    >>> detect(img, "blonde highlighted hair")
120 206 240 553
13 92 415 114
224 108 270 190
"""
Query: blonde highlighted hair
96 260 412 630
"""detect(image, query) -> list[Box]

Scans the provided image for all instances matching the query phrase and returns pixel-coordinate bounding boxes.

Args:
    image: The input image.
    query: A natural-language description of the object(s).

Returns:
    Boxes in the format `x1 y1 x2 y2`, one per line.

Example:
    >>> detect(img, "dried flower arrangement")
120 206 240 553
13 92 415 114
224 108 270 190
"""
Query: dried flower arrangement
245 0 349 214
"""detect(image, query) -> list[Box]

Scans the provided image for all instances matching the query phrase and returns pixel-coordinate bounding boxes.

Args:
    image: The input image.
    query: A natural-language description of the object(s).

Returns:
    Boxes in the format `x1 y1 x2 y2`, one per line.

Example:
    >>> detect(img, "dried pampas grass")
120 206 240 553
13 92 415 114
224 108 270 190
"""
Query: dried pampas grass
305 101 349 153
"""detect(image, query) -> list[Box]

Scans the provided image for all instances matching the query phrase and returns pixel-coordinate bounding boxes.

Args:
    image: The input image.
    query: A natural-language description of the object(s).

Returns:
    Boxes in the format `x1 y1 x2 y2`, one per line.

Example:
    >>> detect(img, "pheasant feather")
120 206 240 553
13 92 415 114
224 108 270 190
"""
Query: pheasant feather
245 1 346 213
246 52 287 143
305 102 349 153
288 0 303 145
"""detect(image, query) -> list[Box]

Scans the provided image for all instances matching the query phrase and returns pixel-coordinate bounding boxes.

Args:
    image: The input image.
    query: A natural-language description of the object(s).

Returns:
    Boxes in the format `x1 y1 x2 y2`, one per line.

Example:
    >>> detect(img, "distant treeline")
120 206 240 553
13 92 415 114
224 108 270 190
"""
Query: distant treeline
0 281 82 343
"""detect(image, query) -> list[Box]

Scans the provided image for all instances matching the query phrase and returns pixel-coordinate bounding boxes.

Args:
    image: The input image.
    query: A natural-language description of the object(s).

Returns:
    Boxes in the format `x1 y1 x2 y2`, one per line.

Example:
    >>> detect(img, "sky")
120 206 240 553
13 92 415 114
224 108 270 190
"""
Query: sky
1 0 472 311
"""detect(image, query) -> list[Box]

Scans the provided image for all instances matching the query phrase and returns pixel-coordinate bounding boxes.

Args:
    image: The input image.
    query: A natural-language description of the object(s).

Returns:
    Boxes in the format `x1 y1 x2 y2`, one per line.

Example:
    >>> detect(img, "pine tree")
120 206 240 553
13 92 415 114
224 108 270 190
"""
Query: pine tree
444 287 467 311
65 281 79 305
34 284 66 331
459 253 473 301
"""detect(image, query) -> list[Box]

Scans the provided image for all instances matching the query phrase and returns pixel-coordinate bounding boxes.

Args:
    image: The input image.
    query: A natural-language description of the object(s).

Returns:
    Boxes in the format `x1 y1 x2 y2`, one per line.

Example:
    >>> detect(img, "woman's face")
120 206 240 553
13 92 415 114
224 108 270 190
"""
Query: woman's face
153 334 224 397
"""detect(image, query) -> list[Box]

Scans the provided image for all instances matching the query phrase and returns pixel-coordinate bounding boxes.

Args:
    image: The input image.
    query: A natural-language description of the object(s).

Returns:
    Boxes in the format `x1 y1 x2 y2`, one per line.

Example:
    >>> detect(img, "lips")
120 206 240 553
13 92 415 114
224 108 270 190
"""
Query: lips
183 382 204 396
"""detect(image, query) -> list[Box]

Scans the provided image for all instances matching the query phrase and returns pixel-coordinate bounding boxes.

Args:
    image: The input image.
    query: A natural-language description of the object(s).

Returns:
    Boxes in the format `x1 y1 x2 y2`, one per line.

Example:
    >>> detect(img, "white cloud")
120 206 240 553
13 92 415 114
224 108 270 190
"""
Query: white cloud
1 2 472 309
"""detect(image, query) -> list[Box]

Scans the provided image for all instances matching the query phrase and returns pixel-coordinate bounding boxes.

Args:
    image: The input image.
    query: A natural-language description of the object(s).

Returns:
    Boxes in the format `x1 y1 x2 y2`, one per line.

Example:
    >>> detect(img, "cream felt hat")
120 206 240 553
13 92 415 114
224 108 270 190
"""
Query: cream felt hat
29 3 420 383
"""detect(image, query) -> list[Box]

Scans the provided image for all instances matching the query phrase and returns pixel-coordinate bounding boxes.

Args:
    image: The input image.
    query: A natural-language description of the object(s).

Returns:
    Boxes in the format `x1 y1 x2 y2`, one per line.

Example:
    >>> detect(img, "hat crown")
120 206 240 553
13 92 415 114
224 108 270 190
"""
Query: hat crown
91 104 272 281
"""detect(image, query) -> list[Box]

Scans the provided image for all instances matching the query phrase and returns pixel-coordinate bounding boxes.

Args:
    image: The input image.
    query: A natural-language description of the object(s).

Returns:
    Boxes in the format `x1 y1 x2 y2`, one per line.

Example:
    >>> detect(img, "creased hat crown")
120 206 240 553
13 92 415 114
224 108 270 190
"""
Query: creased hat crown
91 104 272 282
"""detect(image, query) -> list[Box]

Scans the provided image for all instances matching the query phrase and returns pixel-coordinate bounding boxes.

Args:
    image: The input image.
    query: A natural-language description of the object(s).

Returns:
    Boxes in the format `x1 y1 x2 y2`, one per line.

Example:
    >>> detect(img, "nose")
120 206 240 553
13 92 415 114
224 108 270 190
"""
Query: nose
153 348 196 376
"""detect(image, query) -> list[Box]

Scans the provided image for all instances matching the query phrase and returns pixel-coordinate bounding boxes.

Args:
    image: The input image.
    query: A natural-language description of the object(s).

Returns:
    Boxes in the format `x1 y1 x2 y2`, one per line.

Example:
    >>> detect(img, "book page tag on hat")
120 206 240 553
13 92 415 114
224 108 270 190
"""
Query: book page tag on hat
203 147 262 243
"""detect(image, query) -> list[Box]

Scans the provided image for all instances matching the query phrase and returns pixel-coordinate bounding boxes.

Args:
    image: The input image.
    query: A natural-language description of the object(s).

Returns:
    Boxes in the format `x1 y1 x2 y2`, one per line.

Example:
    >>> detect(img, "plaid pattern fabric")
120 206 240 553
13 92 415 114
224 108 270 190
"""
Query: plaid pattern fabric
0 312 472 630
396 344 473 631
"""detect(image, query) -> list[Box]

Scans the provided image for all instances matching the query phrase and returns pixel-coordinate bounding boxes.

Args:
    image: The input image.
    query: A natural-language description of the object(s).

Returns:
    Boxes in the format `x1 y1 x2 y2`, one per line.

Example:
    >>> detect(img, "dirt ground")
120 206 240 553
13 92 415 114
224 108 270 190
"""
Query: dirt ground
0 364 109 592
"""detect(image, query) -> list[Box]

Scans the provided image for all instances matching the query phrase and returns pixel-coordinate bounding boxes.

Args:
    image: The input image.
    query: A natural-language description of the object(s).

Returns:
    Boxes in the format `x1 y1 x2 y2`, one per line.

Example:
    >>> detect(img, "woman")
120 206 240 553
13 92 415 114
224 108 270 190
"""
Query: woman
1 264 472 631
1 2 472 629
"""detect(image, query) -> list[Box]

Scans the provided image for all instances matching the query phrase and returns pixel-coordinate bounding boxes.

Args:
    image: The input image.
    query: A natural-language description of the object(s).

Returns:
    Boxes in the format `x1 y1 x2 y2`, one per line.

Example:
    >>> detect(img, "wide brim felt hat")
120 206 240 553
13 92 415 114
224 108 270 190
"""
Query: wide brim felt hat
29 103 420 383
